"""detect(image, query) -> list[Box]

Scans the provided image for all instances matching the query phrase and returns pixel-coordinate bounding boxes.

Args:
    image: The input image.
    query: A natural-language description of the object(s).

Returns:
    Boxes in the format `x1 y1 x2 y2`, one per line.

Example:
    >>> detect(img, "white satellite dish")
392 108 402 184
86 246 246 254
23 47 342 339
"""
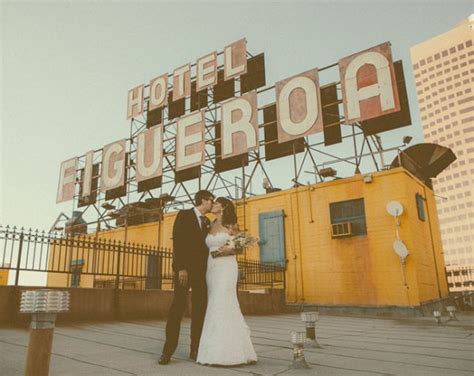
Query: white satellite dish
386 201 404 217
393 239 409 259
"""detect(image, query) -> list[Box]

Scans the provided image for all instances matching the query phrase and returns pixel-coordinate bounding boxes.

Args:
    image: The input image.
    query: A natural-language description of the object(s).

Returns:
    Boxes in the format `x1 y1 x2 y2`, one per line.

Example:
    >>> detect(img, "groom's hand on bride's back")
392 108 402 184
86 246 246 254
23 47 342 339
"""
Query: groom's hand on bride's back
178 270 188 286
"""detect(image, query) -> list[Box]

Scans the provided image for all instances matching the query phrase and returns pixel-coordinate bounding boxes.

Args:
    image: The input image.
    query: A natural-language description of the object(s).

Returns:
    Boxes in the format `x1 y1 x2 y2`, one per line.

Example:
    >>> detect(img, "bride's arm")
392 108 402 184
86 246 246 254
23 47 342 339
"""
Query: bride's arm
230 224 244 254
212 224 242 257
218 224 242 256
214 246 235 256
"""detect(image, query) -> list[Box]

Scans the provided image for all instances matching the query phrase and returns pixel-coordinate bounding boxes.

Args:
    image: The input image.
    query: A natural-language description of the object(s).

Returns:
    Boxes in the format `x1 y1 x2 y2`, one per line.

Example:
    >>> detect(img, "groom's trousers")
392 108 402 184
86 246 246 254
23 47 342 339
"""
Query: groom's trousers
162 269 207 356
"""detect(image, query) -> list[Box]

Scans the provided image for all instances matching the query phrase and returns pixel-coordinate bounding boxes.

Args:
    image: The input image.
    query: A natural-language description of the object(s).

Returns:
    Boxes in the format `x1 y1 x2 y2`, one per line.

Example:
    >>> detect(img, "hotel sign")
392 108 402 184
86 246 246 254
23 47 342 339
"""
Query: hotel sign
57 39 406 204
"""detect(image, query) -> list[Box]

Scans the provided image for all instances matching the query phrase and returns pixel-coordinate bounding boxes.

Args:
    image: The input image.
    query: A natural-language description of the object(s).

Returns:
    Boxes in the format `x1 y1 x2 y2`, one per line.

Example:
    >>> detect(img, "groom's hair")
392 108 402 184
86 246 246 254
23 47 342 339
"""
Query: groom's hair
194 190 214 206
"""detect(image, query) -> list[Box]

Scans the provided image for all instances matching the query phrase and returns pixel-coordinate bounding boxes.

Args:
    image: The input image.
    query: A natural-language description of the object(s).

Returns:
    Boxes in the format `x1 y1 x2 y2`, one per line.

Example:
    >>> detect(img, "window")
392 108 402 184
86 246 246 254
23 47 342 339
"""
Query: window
416 193 426 222
329 198 367 237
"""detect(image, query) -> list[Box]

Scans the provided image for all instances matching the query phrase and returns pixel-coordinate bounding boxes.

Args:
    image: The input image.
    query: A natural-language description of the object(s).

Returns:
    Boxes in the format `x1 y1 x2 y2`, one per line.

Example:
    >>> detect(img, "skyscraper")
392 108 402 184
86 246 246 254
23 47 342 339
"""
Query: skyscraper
410 15 473 268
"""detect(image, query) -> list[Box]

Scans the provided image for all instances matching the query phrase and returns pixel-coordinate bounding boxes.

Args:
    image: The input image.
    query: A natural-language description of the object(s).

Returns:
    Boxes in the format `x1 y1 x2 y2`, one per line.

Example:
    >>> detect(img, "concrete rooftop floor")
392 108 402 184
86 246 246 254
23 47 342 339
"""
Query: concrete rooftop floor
1 312 473 376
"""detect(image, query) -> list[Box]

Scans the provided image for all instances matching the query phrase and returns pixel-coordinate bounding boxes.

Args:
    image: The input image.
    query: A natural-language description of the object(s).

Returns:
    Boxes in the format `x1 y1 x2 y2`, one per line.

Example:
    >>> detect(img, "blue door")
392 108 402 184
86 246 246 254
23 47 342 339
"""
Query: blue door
259 210 286 266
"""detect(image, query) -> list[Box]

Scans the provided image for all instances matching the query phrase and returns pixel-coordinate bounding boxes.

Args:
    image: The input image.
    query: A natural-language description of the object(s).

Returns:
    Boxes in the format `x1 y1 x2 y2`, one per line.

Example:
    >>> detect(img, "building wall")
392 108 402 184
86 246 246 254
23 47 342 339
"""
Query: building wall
47 168 449 307
410 15 474 269
0 270 9 286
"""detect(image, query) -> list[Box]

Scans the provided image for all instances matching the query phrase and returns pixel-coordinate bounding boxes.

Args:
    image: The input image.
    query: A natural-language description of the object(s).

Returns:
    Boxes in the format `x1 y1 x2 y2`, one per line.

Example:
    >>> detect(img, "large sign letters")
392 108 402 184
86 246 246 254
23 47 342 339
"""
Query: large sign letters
100 140 126 192
276 69 323 143
136 125 163 182
58 41 408 203
56 158 78 203
339 42 400 123
220 91 258 159
175 111 205 170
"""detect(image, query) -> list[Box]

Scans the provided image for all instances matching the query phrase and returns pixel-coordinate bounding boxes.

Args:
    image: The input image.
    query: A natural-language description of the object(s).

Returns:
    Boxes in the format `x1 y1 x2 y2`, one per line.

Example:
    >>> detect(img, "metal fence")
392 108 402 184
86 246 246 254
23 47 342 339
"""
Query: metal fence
0 225 285 291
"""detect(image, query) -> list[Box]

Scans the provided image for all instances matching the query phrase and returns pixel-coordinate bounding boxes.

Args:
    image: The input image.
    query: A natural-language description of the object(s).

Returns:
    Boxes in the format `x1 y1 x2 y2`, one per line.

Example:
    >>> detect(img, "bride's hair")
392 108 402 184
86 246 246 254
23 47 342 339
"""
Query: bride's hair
216 197 237 228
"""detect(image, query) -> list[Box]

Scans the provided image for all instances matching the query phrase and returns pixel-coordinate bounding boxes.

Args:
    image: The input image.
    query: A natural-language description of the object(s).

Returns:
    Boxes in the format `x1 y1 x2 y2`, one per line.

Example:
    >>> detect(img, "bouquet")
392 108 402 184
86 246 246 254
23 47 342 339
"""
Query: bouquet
211 232 259 258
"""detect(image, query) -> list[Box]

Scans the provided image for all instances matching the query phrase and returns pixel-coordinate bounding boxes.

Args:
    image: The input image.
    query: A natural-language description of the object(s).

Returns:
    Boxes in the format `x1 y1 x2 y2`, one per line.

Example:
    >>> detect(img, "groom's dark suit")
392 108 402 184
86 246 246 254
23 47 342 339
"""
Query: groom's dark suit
162 208 209 358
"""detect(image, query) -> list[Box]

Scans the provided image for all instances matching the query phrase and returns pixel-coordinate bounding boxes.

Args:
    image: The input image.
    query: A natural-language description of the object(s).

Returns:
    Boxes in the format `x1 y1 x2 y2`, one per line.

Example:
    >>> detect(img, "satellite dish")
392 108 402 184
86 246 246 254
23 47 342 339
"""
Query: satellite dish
386 201 404 217
390 143 456 188
393 239 409 259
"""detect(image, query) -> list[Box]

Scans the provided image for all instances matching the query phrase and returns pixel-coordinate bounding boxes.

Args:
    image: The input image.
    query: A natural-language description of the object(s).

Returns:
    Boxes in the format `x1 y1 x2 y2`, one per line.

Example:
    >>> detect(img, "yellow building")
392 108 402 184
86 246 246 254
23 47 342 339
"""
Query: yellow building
47 167 449 307
0 268 9 286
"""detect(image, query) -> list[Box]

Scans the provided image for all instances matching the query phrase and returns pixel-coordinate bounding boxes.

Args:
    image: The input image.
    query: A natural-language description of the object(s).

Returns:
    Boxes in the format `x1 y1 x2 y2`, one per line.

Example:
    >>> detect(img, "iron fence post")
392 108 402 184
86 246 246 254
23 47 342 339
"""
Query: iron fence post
115 240 121 290
271 264 274 290
15 233 24 286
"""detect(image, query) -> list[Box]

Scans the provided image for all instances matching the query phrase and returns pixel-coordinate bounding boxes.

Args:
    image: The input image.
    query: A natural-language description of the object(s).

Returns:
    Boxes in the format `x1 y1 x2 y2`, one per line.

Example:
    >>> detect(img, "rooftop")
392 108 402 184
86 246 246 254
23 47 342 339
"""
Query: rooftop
1 312 473 375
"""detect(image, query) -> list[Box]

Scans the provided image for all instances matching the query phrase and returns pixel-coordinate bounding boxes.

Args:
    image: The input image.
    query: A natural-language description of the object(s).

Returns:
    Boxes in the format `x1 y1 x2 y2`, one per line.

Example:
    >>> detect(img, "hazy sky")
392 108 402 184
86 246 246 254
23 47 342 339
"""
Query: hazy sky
1 1 471 233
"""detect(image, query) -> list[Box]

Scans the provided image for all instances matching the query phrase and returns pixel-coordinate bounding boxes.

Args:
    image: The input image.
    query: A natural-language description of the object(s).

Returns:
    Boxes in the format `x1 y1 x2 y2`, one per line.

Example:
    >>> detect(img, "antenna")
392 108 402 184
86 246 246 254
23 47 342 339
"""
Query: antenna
386 201 404 217
393 239 409 260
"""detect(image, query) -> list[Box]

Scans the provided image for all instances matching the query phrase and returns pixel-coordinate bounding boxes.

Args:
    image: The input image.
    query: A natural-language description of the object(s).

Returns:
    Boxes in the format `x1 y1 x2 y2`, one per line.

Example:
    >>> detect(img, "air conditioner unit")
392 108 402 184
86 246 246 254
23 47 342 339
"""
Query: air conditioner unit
331 222 352 238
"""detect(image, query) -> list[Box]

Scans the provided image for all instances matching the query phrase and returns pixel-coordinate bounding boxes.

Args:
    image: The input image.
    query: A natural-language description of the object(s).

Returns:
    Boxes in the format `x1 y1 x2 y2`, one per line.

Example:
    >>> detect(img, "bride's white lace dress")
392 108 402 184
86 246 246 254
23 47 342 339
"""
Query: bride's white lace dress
197 232 257 365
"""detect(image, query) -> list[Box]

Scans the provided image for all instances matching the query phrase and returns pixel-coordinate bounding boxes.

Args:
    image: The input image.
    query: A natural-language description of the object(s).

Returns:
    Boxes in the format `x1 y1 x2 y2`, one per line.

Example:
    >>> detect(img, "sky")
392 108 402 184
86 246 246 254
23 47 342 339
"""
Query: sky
1 0 471 236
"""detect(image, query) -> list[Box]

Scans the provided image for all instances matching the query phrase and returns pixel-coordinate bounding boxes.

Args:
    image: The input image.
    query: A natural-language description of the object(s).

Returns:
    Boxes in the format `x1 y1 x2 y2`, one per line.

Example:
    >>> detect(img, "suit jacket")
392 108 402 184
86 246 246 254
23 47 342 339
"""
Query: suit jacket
172 208 209 273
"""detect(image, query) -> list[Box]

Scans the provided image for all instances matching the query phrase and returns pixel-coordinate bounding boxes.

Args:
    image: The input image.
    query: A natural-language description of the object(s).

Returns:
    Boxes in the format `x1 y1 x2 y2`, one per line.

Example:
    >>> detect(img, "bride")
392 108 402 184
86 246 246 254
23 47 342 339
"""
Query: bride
196 197 257 366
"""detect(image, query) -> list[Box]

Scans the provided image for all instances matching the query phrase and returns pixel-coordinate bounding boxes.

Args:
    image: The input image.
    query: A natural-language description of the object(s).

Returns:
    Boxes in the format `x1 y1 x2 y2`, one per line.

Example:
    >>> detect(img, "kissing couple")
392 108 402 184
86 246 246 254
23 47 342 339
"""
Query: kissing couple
158 190 257 366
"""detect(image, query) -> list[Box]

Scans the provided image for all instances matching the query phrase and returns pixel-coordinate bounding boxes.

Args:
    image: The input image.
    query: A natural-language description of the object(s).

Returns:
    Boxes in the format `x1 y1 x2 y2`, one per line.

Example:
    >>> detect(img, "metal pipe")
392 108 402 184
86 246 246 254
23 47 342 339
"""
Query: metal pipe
25 314 55 376
21 290 69 376
422 186 443 299
294 187 305 303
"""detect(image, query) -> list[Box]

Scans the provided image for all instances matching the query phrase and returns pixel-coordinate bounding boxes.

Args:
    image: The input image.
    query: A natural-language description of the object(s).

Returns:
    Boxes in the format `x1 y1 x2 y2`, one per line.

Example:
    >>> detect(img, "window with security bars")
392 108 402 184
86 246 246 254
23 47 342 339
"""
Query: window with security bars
329 198 367 237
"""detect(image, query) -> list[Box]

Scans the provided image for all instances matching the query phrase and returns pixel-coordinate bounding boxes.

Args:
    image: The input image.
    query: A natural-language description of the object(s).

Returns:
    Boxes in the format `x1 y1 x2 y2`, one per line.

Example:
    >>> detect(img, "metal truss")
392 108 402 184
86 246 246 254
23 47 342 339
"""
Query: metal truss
68 49 406 230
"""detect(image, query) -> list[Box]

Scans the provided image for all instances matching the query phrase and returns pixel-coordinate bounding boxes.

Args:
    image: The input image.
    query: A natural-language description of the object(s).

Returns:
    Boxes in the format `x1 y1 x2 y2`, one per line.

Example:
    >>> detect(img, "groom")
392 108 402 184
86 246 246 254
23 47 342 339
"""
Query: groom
158 190 214 365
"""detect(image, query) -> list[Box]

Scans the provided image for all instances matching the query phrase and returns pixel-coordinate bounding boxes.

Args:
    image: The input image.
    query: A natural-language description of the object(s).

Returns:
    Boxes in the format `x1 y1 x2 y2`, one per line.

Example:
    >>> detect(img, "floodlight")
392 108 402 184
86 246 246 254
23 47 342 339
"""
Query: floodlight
101 202 116 210
319 167 337 178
